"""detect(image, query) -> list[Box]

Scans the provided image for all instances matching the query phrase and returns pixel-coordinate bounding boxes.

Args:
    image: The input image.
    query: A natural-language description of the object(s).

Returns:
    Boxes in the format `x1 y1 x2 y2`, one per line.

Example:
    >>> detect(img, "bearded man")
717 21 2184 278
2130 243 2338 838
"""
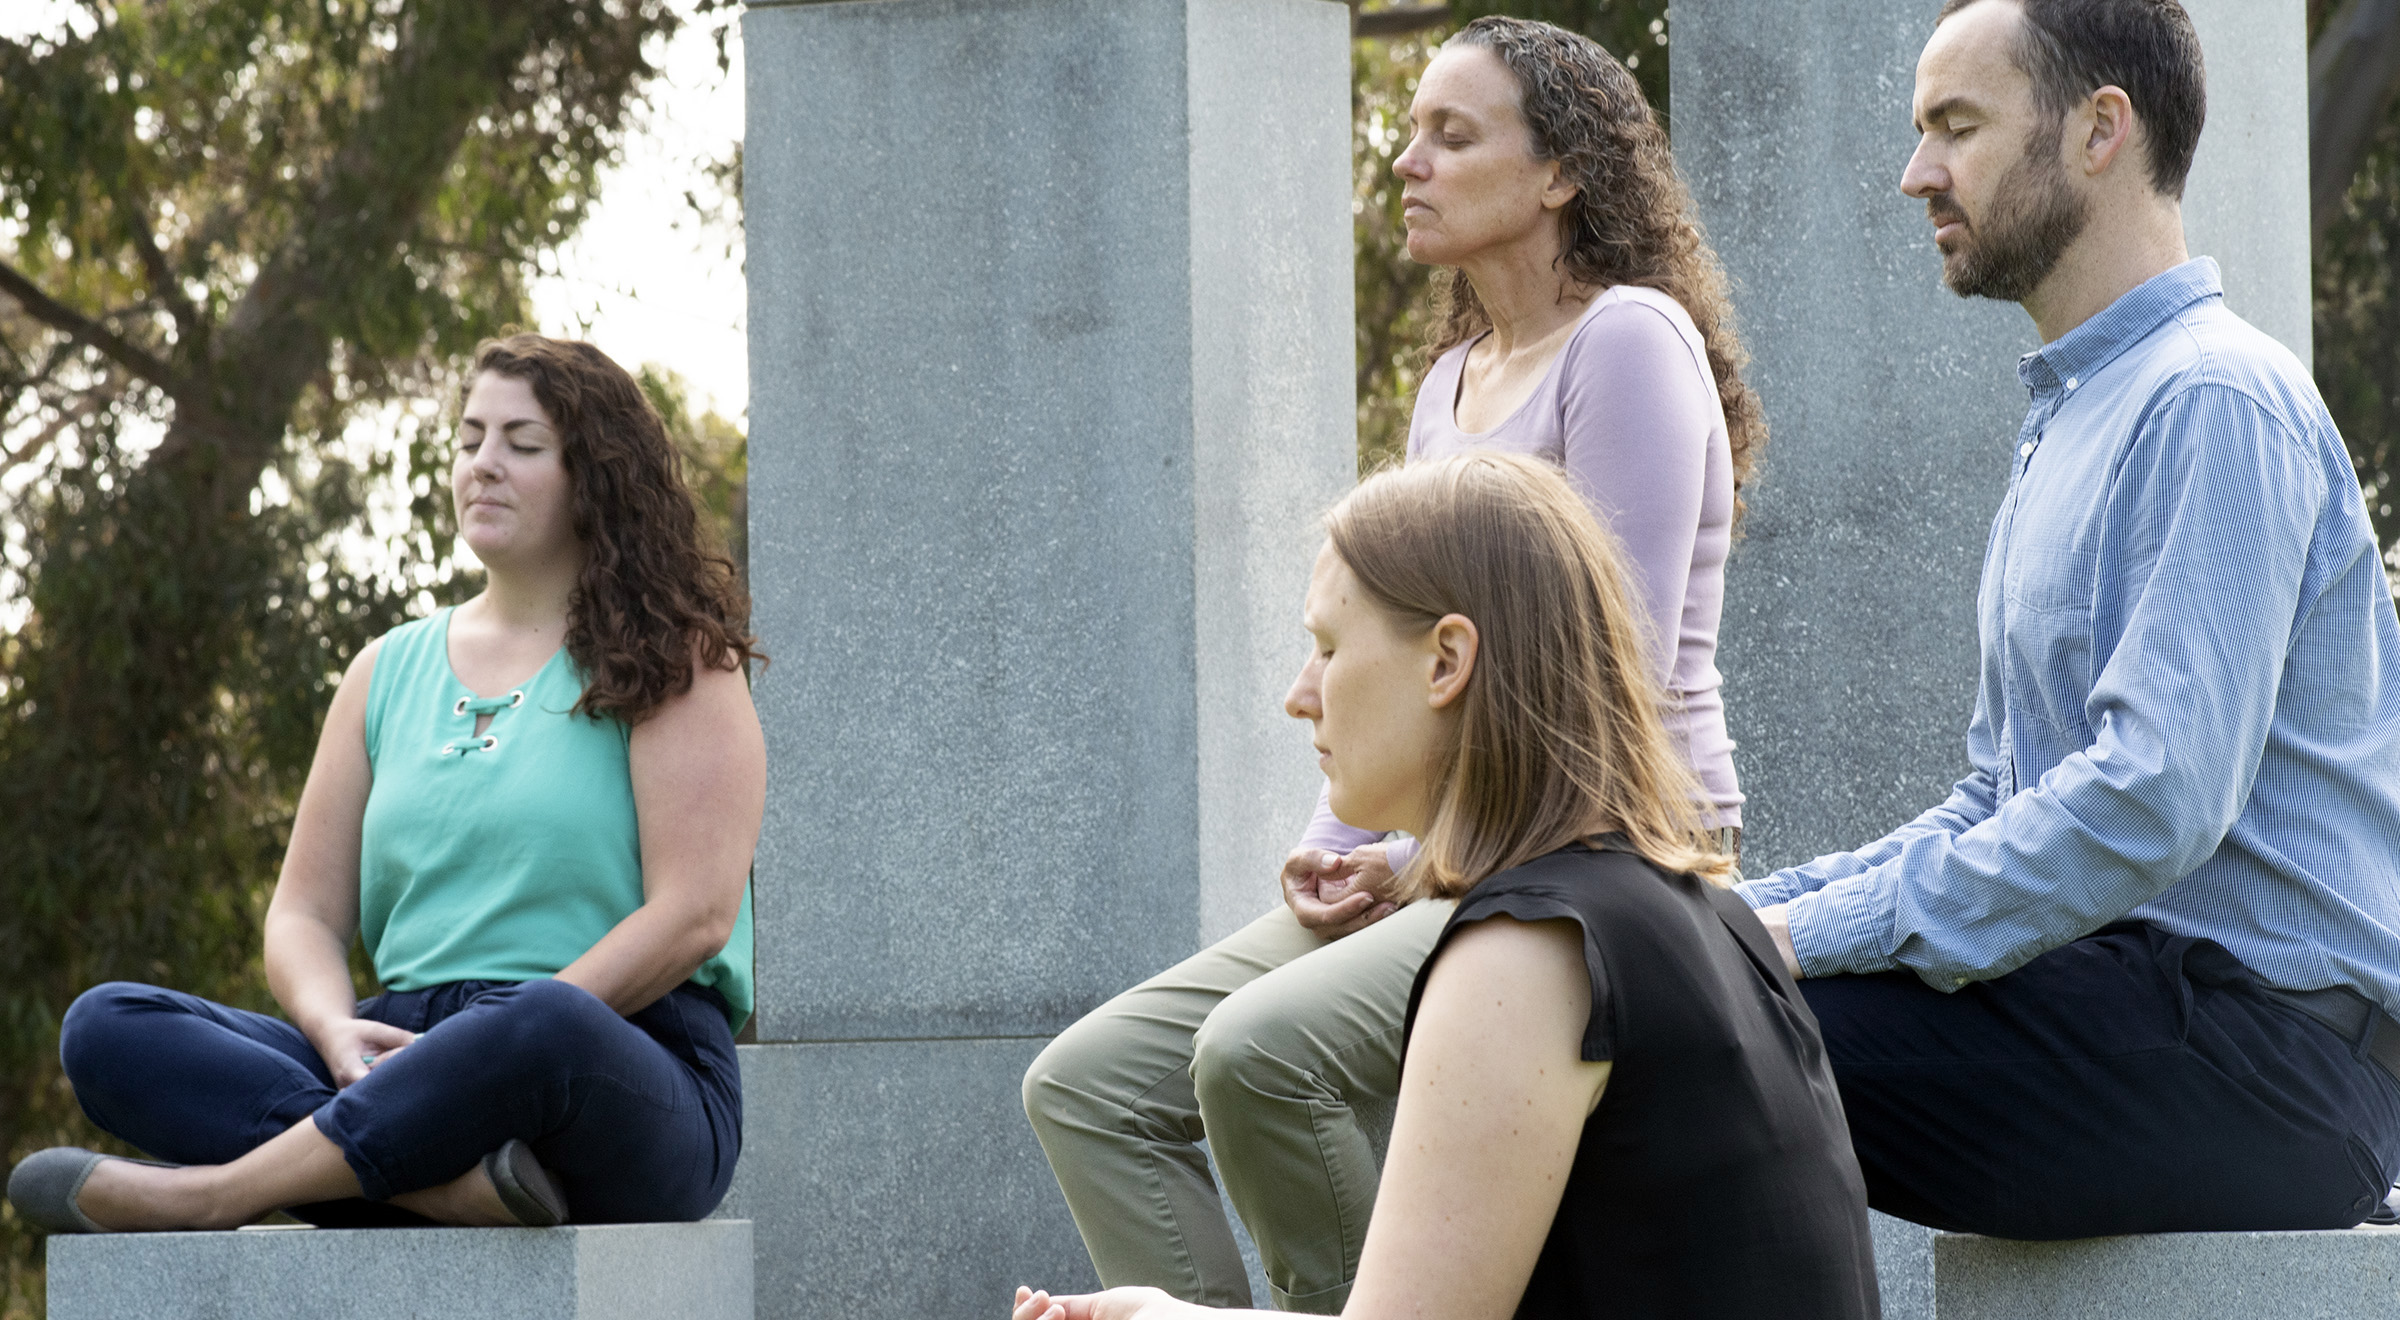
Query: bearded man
1739 0 2400 1238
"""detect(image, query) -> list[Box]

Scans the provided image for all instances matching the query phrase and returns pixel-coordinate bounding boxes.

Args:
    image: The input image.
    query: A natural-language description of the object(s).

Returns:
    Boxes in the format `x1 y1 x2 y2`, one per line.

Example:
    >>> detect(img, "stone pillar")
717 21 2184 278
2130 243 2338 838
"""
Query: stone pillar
1673 1 2308 1314
2178 1 2312 360
47 1224 755 1320
732 1 1353 1313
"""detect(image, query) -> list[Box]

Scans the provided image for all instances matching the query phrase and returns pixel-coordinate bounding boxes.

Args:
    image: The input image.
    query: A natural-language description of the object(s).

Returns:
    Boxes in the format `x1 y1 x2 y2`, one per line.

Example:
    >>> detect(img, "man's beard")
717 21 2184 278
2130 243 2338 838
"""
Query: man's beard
1931 124 2090 303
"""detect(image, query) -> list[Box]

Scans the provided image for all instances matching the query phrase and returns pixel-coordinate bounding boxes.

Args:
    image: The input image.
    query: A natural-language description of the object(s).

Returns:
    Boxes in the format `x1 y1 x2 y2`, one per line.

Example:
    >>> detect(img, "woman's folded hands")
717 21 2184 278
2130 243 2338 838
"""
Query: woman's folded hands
306 1015 418 1088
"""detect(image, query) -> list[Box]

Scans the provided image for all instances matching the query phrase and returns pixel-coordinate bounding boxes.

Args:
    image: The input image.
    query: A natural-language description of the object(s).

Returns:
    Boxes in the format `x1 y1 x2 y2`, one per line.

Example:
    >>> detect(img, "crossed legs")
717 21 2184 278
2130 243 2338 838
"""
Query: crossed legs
1023 900 1449 1313
57 976 741 1229
71 1112 515 1231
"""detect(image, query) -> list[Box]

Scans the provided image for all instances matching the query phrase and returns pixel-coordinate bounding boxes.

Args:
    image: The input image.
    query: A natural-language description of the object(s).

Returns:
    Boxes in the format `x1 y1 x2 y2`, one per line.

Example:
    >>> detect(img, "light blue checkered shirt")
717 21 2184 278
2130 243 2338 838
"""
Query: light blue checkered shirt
1739 259 2400 1018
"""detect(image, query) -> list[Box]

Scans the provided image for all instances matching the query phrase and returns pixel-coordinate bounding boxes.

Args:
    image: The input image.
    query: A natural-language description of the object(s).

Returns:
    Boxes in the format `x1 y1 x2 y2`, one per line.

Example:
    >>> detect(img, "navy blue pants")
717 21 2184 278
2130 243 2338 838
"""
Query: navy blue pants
1800 923 2400 1239
59 978 742 1226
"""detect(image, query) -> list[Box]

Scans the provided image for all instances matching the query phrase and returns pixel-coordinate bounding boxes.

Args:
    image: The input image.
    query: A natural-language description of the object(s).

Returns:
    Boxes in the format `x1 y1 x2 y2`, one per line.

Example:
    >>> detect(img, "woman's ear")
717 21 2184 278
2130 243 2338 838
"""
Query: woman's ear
1541 158 1579 212
1426 614 1480 709
2080 85 2135 178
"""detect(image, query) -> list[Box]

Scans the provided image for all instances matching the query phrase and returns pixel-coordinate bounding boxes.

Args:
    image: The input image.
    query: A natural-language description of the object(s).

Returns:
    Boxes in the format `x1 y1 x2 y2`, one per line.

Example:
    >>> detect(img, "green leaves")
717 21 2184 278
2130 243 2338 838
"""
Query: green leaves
0 4 680 1303
2311 4 2400 583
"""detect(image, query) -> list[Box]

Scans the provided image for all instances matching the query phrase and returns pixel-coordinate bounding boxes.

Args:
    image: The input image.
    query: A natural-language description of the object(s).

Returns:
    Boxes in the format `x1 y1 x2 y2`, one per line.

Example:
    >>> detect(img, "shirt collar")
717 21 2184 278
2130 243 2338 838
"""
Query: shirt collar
2015 256 2222 397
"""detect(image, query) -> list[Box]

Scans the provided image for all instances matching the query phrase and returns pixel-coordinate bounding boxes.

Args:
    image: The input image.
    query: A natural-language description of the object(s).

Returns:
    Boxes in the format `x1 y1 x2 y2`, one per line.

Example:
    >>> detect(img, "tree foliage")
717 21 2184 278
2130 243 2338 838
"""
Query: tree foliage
641 364 748 590
1354 30 1448 472
2313 0 2400 573
2312 0 2400 247
0 2 693 1309
2317 124 2400 557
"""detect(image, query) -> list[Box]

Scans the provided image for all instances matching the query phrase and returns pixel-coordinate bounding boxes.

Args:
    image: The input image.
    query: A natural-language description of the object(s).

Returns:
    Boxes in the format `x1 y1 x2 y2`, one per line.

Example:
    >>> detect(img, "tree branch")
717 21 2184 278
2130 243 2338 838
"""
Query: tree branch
0 391 105 482
0 259 183 398
114 185 203 351
1352 2 1453 38
2312 0 2400 249
210 1 544 470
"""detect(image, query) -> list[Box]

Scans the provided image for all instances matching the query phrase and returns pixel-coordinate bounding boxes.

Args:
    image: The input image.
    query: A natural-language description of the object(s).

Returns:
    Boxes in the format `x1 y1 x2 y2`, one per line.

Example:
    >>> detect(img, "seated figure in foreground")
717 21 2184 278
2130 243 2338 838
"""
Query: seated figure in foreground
1024 18 1754 1311
6 333 763 1231
1742 0 2400 1236
1016 453 1878 1320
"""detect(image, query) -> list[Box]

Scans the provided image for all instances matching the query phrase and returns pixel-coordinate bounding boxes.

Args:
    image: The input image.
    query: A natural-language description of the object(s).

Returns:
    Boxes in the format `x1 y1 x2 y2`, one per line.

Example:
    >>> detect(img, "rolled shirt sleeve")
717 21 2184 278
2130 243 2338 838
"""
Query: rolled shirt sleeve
1771 385 2322 985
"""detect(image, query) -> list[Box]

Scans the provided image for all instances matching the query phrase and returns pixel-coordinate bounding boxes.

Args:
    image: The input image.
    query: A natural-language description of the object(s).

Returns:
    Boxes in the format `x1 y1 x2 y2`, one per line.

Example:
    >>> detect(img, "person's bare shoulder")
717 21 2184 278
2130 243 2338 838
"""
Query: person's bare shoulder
1421 912 1589 1016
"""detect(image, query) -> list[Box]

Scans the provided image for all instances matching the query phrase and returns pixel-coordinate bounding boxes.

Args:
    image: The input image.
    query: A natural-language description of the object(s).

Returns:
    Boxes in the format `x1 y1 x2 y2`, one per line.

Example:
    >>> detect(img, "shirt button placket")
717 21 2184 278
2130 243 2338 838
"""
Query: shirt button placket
1995 393 2053 807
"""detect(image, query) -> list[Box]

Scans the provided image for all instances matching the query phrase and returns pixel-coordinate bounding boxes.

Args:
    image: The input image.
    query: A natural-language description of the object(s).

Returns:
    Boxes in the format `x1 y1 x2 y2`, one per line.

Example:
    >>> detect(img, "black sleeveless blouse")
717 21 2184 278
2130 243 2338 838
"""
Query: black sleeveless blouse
1402 840 1879 1319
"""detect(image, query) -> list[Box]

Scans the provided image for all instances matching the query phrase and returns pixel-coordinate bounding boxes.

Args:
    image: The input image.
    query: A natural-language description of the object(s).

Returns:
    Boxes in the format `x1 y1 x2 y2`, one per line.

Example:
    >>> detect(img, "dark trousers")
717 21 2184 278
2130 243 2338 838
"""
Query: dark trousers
59 977 742 1226
1799 922 2400 1239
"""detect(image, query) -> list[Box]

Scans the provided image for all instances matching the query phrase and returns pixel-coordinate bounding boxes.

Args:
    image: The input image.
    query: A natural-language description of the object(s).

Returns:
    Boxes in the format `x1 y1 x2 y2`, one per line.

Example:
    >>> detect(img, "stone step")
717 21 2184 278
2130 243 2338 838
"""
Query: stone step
46 1220 752 1320
1872 1212 2400 1320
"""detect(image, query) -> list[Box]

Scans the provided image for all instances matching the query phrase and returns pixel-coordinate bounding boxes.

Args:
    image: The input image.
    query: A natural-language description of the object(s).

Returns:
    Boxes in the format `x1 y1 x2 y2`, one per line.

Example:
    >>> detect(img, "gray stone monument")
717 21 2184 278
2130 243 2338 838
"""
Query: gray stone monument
1675 0 2330 1315
731 0 1354 1313
1878 1223 2400 1319
46 1222 754 1320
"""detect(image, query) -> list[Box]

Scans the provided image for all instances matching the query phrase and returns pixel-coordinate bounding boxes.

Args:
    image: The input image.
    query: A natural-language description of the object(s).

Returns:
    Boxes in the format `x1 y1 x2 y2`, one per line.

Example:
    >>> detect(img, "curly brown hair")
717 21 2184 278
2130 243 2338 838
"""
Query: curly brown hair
1431 16 1766 517
467 333 762 724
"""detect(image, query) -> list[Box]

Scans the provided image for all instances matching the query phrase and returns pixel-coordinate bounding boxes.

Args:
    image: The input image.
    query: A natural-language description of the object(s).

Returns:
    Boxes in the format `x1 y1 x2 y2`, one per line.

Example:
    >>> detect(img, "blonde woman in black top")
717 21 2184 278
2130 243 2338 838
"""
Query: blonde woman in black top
1010 453 1875 1320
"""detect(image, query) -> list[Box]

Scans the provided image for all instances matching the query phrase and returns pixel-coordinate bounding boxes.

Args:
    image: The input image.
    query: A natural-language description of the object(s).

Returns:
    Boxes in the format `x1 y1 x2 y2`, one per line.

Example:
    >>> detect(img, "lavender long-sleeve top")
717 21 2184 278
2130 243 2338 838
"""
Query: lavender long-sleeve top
1298 285 1745 867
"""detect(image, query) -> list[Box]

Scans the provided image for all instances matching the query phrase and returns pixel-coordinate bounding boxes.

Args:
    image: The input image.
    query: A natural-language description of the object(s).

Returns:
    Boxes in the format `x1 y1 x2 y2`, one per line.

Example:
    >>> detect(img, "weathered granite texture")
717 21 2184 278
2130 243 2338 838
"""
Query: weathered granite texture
2177 0 2311 360
741 0 1351 1313
712 1042 1278 1310
743 0 1352 1044
1673 0 2308 875
46 1221 753 1320
715 1041 1096 1317
1870 1211 1939 1320
1869 1220 2400 1320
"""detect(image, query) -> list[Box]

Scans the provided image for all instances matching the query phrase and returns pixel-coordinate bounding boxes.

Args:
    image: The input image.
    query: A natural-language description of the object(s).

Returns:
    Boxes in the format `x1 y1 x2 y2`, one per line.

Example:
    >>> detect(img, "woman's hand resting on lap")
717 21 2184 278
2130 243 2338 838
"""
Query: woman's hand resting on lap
1280 842 1400 940
307 1017 418 1088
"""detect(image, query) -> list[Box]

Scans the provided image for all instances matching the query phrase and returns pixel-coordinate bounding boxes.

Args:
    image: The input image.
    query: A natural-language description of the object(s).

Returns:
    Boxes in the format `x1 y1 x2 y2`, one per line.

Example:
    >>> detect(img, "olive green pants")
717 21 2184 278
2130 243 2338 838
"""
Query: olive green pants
1022 900 1451 1313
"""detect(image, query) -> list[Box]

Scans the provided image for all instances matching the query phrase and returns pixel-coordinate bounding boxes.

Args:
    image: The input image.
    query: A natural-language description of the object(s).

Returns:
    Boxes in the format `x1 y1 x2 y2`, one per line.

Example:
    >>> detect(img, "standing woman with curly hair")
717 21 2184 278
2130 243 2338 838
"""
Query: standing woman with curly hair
9 334 763 1232
1024 16 1765 1312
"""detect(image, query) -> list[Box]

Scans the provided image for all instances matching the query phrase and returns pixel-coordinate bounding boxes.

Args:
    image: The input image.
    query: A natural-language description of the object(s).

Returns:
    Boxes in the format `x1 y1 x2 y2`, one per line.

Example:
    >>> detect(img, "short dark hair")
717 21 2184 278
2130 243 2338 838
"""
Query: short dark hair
1938 0 2207 197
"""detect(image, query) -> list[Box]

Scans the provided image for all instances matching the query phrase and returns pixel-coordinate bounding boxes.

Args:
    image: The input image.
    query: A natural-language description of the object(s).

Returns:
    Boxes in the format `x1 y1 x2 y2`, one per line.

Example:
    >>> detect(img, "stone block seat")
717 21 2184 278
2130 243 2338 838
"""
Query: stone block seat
45 1220 752 1320
1872 1212 2400 1319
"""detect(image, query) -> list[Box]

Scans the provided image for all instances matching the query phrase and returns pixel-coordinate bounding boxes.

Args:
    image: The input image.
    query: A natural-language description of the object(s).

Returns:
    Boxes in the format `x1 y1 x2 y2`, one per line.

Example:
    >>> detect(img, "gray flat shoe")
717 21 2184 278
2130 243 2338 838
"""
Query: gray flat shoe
482 1139 567 1227
7 1147 179 1234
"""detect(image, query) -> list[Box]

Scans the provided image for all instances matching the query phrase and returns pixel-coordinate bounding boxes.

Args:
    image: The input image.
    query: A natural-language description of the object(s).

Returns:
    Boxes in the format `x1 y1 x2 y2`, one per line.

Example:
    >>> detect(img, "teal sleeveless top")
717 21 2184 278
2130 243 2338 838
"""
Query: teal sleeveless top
358 609 754 1029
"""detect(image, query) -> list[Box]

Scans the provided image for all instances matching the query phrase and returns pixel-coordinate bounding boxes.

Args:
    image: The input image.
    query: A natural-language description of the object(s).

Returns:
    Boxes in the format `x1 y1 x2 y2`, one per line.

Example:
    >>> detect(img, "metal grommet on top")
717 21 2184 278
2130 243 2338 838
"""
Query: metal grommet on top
453 696 470 716
439 743 459 757
508 690 524 708
481 735 498 752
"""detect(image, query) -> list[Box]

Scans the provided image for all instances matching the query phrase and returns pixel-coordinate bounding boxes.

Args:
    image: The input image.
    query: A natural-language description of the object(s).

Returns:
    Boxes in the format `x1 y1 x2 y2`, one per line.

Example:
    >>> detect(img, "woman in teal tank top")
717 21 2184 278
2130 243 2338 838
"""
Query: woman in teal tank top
11 335 765 1233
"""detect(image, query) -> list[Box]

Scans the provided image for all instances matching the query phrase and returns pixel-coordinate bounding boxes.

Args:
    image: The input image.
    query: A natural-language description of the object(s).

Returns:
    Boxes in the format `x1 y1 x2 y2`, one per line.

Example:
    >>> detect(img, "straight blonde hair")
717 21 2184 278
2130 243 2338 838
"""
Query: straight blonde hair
1325 452 1736 897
